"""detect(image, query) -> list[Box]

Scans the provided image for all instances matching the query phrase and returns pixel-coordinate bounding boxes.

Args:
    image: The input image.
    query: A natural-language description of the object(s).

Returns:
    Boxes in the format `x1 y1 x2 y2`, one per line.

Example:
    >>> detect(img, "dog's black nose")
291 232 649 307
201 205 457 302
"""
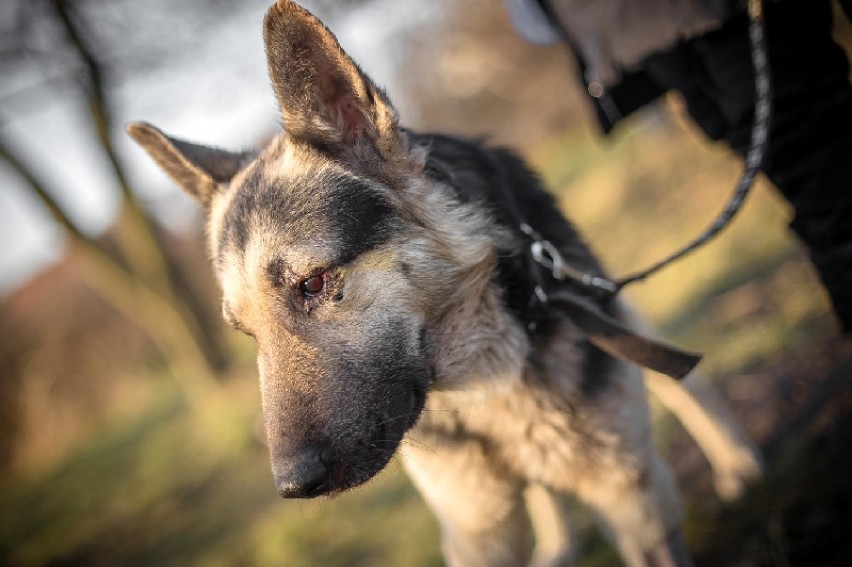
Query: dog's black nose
274 444 331 498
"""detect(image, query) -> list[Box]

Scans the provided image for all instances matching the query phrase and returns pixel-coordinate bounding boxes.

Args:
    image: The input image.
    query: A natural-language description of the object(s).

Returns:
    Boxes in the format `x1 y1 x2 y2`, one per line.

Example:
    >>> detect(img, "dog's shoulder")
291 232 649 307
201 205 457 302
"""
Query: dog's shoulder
408 131 625 397
409 131 602 274
408 131 607 322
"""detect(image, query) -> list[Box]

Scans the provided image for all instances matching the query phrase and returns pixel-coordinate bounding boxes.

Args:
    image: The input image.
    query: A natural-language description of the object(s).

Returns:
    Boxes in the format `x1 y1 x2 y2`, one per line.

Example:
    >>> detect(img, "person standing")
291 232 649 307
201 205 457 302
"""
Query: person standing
504 0 852 333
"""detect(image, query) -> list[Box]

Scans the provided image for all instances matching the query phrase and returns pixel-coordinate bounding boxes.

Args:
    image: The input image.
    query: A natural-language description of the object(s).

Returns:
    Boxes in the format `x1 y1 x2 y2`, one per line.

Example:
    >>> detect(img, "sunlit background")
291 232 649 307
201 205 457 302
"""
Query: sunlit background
2 1 851 565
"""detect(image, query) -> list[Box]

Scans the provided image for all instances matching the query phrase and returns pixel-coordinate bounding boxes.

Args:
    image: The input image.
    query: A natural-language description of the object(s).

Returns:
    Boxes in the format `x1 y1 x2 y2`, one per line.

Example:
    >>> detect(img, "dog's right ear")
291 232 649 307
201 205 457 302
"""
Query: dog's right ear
263 0 408 168
126 122 253 207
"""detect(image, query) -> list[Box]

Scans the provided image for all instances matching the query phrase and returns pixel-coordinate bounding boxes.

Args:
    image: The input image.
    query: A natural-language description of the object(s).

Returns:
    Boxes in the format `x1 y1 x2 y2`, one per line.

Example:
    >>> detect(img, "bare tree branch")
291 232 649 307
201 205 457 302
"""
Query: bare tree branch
0 133 86 243
51 0 175 293
47 0 229 372
0 131 219 404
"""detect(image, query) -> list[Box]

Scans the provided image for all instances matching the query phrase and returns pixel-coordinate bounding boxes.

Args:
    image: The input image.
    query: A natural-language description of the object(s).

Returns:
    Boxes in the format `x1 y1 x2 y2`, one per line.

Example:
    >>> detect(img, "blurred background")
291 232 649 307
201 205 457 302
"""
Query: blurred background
1 0 851 565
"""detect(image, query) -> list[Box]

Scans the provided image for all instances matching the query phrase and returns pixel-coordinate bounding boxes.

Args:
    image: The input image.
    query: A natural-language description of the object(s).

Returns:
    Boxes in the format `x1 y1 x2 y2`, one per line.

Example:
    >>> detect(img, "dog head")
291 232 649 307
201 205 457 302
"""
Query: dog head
128 0 516 498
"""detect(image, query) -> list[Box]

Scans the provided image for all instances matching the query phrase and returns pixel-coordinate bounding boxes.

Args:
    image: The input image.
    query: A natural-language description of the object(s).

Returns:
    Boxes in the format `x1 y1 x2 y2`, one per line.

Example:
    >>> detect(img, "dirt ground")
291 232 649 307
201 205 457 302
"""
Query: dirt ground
672 335 852 566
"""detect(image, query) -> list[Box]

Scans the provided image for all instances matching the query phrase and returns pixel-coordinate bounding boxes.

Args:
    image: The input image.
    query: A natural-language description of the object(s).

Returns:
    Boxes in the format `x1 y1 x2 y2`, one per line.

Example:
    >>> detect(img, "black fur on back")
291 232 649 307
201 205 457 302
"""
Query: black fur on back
410 132 617 396
409 132 607 319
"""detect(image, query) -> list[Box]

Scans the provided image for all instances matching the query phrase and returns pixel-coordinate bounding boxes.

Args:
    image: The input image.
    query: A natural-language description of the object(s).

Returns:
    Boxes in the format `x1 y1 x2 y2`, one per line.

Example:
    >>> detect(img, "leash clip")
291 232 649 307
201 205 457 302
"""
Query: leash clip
530 239 564 280
520 222 619 296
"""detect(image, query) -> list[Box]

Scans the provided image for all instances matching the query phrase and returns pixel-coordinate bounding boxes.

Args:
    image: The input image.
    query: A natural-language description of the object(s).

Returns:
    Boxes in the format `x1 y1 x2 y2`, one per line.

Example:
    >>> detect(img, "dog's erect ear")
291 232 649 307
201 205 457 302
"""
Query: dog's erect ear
126 121 253 207
263 0 405 163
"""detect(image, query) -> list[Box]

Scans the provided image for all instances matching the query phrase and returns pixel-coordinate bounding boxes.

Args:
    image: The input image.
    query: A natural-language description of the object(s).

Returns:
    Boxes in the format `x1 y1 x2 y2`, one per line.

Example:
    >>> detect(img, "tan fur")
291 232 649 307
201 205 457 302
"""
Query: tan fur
127 2 762 565
403 316 683 566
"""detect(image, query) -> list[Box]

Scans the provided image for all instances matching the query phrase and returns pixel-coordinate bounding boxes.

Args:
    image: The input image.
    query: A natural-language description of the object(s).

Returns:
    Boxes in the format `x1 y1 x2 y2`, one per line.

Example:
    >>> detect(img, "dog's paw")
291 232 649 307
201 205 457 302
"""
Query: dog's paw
712 448 763 501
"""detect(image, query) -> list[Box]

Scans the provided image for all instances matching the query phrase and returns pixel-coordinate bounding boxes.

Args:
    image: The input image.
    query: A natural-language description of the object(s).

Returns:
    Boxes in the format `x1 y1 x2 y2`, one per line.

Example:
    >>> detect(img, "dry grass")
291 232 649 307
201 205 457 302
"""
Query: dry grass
1 101 846 566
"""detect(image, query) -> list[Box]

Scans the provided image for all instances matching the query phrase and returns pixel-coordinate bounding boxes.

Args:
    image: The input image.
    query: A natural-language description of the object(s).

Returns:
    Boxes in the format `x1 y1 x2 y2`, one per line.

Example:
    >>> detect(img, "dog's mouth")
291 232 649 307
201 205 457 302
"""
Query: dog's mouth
275 382 428 499
331 384 428 494
406 380 428 429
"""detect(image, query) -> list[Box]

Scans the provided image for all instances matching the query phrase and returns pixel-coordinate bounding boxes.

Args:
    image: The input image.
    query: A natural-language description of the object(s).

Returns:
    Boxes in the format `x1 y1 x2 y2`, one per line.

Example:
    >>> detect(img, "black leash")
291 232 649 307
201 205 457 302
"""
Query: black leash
514 0 771 379
521 220 703 379
614 0 771 292
531 0 771 299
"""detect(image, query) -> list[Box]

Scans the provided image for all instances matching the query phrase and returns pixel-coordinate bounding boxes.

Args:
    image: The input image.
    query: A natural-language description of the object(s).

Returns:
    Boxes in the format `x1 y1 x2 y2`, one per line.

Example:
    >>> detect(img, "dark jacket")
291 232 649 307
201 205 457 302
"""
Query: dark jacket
537 0 852 331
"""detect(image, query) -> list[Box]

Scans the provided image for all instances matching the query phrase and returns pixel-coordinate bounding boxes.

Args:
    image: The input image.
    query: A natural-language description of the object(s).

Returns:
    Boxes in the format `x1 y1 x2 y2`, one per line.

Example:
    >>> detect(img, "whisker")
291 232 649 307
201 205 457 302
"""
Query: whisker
420 407 477 419
401 436 437 455
371 411 421 429
392 450 428 471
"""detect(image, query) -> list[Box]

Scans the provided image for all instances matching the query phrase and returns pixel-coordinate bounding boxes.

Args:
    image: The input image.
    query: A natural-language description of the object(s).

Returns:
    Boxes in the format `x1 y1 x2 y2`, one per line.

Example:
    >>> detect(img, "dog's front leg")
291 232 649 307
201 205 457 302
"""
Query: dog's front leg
525 484 581 566
401 436 533 567
574 450 690 567
643 531 693 567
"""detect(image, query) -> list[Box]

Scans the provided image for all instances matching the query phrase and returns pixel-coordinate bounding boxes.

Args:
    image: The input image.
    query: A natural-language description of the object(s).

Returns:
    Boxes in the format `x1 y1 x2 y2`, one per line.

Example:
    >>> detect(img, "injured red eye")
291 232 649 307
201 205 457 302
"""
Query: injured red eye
300 274 325 297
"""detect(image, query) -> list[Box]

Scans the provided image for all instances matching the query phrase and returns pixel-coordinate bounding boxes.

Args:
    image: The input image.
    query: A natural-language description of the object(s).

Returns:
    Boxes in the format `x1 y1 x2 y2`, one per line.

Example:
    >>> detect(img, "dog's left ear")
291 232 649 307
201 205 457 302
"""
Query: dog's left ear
263 0 408 167
127 121 253 207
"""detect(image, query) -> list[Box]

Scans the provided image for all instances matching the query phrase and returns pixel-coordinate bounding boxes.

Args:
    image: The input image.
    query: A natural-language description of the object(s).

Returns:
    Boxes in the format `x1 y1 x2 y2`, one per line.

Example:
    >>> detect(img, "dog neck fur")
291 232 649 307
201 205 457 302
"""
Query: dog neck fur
392 156 530 392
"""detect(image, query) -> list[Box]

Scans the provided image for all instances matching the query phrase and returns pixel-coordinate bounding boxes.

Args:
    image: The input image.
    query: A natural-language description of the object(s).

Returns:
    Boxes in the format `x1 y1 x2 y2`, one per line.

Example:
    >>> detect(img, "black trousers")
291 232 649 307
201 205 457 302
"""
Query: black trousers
644 1 852 332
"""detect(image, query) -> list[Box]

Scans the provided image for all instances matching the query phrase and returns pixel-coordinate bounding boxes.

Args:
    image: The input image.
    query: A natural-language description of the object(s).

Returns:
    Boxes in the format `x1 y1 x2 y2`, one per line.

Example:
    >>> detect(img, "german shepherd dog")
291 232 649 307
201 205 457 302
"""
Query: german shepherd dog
128 1 762 565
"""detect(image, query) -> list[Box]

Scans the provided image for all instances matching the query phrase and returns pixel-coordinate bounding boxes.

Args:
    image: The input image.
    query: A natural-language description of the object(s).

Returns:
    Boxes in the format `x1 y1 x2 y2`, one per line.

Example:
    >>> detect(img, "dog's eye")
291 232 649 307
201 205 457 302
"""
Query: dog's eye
300 274 325 297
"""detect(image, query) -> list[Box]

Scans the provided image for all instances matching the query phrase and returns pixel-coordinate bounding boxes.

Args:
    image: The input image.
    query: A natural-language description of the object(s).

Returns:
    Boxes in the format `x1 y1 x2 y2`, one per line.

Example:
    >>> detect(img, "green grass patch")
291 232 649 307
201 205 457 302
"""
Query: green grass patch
1 109 841 566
